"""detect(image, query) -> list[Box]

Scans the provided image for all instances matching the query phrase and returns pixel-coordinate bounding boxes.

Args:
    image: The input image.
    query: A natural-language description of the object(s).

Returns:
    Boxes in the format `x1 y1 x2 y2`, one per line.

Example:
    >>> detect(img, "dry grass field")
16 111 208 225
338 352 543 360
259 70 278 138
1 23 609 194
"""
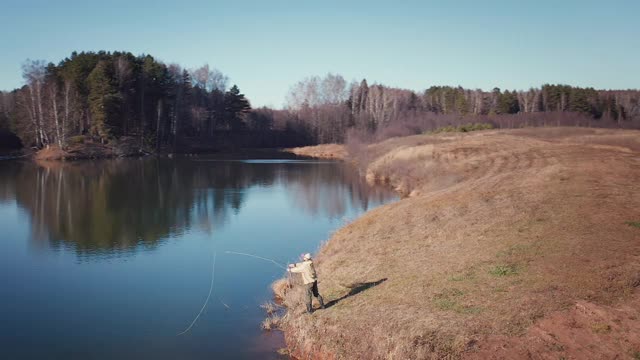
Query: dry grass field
285 144 348 160
280 128 640 359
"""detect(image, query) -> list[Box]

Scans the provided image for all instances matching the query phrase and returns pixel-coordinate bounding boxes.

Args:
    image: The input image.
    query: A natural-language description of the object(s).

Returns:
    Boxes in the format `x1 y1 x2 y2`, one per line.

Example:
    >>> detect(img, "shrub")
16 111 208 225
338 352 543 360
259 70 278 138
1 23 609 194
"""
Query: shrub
261 315 282 331
260 301 278 315
271 278 290 300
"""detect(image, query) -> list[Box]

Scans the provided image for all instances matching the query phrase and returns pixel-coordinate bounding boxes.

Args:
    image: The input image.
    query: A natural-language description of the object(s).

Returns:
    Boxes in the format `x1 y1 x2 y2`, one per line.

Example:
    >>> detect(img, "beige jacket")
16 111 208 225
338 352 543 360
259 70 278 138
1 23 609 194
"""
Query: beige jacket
288 260 317 284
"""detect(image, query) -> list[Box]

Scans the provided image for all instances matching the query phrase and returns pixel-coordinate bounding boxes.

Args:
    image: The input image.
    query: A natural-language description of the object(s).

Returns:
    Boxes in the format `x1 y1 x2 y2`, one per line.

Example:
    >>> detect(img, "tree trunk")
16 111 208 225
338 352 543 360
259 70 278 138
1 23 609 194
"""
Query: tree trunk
35 80 49 146
63 82 70 147
173 98 179 150
140 78 145 149
51 85 62 148
27 88 41 147
156 99 162 153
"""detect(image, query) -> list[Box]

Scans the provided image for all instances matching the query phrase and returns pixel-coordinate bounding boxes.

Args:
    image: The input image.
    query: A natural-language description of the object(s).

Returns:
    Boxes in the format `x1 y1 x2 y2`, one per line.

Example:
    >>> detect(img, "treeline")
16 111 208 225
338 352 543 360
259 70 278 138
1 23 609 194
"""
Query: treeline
281 75 640 143
0 51 293 151
1 52 639 151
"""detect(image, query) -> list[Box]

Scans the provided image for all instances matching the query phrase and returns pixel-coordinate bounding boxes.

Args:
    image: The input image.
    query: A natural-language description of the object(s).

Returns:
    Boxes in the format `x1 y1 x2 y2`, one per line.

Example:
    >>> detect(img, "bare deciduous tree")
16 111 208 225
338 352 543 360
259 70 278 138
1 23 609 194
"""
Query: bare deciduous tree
22 59 48 147
191 64 228 92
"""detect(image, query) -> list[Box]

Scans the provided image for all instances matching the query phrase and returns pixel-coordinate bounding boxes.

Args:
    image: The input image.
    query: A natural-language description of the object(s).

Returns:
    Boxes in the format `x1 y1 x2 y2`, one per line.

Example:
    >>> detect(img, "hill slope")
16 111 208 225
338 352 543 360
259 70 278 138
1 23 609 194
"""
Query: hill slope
280 128 640 359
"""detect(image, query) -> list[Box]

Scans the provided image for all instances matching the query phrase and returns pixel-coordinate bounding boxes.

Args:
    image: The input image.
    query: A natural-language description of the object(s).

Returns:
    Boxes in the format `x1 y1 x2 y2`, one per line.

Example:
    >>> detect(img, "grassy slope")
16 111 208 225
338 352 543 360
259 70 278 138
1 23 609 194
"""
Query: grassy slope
281 128 640 359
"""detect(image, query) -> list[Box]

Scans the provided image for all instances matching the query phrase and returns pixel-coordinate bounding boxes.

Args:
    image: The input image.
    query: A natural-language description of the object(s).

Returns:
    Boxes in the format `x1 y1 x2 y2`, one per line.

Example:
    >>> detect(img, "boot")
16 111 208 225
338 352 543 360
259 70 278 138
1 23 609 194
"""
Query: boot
318 296 326 309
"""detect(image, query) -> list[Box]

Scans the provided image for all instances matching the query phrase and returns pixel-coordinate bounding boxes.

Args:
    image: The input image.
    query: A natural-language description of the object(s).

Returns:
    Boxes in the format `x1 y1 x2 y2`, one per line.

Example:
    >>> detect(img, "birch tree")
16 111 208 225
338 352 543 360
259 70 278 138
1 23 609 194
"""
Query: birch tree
22 59 48 147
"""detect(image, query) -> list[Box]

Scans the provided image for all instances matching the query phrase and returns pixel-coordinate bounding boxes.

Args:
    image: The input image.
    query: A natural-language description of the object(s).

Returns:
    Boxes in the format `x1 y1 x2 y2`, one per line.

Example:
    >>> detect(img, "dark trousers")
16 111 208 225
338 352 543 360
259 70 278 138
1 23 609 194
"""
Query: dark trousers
305 281 325 312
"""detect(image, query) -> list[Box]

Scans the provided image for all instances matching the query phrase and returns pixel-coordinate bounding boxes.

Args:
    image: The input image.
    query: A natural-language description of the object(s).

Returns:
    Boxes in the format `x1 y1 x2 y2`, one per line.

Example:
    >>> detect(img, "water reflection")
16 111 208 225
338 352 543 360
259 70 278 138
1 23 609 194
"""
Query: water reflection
0 157 394 255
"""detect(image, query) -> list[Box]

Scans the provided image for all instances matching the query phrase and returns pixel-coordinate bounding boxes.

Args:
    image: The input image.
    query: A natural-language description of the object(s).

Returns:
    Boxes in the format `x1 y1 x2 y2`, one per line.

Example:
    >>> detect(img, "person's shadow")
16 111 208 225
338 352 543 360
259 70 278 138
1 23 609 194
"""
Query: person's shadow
324 278 387 308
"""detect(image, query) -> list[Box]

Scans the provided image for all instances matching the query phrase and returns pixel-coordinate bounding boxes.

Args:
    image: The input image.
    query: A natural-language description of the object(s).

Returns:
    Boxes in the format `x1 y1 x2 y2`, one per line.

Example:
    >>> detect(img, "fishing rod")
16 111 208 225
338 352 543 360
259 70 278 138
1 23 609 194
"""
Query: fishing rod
225 250 294 290
224 251 287 270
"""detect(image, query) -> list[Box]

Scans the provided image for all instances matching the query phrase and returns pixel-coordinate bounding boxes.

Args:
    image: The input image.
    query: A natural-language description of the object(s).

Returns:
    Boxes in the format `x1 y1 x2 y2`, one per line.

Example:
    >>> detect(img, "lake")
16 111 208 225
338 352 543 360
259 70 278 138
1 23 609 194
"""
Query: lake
0 155 397 359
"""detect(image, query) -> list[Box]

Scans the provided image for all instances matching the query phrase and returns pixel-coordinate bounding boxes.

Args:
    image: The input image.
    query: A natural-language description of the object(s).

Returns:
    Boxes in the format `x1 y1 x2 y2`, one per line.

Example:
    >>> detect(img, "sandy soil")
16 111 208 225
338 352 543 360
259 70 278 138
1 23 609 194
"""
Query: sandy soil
279 128 640 359
469 295 640 359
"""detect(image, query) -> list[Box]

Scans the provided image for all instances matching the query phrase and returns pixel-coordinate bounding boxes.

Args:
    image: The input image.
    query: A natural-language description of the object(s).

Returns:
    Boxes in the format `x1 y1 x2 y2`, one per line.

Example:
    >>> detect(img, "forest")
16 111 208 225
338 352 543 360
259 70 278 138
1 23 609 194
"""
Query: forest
0 50 639 152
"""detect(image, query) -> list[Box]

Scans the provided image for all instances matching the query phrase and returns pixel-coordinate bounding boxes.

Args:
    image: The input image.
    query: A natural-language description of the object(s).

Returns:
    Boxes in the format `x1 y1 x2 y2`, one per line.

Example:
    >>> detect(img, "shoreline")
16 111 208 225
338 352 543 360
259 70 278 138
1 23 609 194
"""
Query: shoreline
283 144 347 160
10 143 322 162
275 127 640 359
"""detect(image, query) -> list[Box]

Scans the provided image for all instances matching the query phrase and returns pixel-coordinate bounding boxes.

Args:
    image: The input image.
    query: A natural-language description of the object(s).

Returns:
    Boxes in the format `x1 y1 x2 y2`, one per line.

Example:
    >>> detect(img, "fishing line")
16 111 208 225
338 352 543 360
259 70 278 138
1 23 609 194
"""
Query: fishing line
219 297 231 310
177 250 217 336
224 251 287 270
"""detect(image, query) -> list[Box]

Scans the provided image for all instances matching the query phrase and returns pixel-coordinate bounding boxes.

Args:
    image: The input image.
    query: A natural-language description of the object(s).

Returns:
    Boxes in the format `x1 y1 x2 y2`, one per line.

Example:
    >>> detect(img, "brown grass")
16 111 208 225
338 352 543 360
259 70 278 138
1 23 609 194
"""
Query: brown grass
261 314 283 331
34 141 119 160
278 127 640 359
261 301 279 315
34 145 69 161
271 278 291 301
285 144 347 160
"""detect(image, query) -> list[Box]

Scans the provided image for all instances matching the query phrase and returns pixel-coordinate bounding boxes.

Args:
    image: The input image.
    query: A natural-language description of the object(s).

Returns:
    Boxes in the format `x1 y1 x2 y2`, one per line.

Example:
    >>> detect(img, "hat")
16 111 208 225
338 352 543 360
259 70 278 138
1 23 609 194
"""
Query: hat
303 253 312 260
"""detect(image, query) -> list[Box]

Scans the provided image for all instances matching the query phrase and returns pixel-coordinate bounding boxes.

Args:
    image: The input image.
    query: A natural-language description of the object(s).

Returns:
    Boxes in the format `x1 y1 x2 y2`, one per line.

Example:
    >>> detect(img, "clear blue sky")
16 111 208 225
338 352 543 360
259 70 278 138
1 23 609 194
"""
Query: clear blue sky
1 0 638 108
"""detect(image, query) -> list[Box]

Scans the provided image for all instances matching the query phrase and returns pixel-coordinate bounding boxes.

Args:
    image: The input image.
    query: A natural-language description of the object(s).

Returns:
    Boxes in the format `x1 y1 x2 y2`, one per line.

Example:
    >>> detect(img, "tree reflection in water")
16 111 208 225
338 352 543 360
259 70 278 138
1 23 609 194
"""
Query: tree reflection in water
0 157 395 255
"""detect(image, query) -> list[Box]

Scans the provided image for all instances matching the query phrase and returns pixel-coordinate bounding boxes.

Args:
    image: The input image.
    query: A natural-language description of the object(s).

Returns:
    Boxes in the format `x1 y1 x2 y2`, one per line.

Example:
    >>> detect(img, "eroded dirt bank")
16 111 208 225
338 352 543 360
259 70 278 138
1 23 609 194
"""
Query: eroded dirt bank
279 128 640 359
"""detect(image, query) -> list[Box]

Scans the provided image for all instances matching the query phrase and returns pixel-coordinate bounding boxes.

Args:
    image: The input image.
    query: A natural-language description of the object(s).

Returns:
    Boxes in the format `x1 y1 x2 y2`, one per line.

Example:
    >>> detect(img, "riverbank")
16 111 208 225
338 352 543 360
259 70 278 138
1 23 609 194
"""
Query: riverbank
278 127 640 359
0 149 28 161
31 136 149 161
18 128 318 161
28 136 310 161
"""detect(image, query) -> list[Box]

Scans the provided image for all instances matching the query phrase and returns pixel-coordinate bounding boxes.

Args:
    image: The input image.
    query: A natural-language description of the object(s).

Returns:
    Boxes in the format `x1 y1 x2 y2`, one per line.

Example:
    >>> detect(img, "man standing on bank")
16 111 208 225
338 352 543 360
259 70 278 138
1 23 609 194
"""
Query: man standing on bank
288 253 326 313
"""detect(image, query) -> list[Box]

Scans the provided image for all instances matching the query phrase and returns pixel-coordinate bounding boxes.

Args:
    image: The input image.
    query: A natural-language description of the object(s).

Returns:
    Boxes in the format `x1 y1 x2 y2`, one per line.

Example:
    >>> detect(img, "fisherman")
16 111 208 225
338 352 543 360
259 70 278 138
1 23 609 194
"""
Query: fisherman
288 253 326 313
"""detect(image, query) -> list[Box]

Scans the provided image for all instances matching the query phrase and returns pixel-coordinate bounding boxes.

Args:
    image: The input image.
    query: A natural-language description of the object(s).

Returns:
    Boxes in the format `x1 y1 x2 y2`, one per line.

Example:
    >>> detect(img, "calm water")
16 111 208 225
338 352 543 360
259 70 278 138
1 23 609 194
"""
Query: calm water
0 155 396 359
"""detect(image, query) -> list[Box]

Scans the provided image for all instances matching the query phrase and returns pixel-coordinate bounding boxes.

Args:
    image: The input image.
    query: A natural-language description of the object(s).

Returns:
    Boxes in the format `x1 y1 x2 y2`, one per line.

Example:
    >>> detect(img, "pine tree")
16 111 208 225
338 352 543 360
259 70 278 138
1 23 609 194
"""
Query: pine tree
87 60 121 142
497 90 519 114
176 69 192 138
454 87 469 114
224 85 251 130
